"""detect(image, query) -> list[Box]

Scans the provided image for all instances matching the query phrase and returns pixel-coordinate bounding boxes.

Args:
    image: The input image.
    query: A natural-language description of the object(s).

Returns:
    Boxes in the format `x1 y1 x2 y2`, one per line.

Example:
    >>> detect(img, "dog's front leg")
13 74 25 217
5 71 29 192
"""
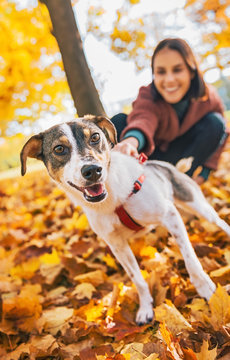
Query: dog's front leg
162 202 216 300
104 235 154 325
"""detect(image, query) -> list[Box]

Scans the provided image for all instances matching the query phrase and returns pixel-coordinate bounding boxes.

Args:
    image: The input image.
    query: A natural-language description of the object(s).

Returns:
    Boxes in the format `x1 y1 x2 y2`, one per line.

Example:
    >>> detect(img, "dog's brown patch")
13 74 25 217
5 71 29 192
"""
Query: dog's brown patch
59 135 71 145
47 160 64 182
83 128 90 137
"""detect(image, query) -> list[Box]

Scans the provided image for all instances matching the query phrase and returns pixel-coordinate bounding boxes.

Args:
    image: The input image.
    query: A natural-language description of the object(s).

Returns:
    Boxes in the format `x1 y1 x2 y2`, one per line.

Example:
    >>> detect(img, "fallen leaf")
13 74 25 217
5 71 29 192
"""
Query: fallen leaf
103 253 118 269
208 284 230 330
210 264 230 283
140 245 157 259
195 340 217 360
121 342 144 360
73 282 96 300
75 299 104 322
40 248 60 265
75 213 89 230
155 301 192 334
42 306 74 335
158 322 184 360
74 269 107 286
4 343 30 360
182 348 198 360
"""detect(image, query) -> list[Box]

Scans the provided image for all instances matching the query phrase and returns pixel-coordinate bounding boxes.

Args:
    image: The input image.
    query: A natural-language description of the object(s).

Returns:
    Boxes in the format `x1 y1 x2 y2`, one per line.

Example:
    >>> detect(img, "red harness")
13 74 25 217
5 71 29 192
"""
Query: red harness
115 153 147 232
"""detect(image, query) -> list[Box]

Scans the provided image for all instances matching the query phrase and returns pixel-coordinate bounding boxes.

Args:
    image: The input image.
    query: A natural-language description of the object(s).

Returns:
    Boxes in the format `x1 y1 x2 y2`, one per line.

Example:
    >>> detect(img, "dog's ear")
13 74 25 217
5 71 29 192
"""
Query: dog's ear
92 116 117 148
20 134 43 176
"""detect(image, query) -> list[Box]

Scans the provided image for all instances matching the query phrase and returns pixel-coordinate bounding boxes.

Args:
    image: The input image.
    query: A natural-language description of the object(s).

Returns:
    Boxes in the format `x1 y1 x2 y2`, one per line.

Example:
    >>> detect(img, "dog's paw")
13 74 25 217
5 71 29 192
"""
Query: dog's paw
193 273 216 300
136 305 154 326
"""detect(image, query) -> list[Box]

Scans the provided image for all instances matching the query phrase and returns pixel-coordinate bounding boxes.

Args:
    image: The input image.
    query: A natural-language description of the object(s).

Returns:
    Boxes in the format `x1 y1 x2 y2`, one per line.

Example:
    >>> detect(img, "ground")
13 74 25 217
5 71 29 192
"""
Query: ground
0 143 230 360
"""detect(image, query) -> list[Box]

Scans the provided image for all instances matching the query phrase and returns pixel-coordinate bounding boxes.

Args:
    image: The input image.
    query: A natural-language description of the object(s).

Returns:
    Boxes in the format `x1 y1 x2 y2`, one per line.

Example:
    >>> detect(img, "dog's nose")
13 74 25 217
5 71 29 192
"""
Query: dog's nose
81 164 102 182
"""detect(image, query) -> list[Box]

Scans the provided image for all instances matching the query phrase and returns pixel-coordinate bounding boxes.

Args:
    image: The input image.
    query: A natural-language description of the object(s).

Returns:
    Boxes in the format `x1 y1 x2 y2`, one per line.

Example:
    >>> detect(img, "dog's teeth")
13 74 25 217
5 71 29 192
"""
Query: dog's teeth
85 189 92 197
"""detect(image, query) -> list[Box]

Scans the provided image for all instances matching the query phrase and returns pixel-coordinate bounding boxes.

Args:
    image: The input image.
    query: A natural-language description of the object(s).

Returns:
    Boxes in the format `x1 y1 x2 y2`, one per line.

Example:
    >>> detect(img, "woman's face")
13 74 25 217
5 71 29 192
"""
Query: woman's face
153 47 194 104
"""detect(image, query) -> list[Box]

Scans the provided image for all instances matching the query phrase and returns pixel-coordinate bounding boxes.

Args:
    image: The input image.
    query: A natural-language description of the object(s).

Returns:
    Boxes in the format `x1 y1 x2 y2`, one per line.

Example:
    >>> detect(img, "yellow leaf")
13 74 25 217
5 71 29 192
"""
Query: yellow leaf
140 245 157 259
85 302 104 322
155 302 192 334
186 298 210 323
129 0 140 4
208 284 230 330
75 213 89 230
209 187 228 200
195 340 217 360
74 270 107 287
123 354 131 360
210 264 230 282
140 269 150 279
40 248 60 265
121 342 143 359
52 187 64 197
73 283 96 300
145 355 160 360
159 322 183 360
10 258 40 279
102 253 118 269
75 299 104 322
159 322 172 347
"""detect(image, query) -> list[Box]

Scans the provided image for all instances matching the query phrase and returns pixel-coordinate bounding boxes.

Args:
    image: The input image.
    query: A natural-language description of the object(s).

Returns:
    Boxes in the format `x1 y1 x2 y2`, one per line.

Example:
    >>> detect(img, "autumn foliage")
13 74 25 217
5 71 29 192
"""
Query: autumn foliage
0 139 230 359
0 0 70 135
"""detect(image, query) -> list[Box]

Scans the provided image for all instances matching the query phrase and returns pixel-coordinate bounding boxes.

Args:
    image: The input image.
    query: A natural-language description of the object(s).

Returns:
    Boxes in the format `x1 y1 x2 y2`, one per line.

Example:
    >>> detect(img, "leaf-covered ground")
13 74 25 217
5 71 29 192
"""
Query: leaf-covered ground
1 145 230 360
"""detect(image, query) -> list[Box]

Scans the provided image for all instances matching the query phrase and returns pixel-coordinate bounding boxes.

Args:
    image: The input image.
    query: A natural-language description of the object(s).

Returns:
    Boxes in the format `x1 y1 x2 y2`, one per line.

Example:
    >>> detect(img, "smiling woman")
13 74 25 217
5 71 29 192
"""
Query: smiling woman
153 48 194 104
111 38 229 185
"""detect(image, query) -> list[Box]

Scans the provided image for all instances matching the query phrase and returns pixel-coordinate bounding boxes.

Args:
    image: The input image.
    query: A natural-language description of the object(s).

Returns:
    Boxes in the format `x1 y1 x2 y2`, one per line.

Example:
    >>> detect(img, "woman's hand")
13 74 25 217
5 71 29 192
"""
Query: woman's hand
113 137 139 158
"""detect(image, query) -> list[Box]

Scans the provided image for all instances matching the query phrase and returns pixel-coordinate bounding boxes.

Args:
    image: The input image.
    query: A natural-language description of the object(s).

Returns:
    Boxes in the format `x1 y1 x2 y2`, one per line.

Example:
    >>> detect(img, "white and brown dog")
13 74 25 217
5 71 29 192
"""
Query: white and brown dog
20 115 230 325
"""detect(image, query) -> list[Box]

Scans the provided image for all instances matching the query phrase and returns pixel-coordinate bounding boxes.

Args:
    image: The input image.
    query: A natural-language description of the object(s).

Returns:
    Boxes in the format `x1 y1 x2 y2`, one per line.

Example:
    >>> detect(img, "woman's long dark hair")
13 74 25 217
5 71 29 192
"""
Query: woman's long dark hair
151 38 206 101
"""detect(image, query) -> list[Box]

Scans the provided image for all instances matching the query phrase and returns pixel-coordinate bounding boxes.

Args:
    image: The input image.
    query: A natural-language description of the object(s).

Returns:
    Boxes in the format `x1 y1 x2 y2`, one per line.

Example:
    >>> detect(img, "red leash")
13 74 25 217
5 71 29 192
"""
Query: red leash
115 153 147 232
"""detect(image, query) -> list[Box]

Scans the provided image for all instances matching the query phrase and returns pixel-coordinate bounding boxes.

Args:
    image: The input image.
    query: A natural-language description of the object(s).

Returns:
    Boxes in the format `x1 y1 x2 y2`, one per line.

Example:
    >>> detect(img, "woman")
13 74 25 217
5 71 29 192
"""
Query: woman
111 38 228 184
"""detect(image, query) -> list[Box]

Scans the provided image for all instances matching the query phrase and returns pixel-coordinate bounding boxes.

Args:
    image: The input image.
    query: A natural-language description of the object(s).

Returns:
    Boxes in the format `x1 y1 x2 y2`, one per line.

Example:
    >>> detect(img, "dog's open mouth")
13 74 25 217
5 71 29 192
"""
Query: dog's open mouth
68 181 107 202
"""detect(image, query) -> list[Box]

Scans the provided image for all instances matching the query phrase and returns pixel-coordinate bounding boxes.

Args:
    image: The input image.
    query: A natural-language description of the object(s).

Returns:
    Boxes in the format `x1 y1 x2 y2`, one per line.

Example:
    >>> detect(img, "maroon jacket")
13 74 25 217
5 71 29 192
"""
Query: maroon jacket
121 83 228 170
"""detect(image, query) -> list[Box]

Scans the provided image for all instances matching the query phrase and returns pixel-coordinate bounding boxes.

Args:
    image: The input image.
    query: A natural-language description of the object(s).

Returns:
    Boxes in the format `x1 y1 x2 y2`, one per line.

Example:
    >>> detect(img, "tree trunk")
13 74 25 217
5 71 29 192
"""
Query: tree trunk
40 0 106 117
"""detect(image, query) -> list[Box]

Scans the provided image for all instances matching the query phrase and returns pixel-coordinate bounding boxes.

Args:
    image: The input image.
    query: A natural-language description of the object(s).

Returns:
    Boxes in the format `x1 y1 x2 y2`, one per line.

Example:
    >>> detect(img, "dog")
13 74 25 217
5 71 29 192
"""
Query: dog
20 115 230 325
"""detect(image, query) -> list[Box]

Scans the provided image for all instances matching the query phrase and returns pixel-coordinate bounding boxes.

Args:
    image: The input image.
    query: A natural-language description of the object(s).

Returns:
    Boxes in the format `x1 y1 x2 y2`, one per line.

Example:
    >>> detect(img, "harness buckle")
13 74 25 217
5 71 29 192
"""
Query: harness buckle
139 152 148 164
133 181 142 193
133 174 146 193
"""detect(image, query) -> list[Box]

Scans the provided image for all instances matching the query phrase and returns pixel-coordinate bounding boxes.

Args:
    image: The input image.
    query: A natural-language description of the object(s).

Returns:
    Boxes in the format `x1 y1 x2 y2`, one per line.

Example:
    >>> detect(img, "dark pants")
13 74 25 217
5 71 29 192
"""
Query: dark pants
110 112 226 176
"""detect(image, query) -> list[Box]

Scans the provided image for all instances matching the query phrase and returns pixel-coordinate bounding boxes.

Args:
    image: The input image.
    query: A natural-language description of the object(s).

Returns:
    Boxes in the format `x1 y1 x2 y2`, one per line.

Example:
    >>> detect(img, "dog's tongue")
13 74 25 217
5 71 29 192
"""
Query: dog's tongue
85 184 104 197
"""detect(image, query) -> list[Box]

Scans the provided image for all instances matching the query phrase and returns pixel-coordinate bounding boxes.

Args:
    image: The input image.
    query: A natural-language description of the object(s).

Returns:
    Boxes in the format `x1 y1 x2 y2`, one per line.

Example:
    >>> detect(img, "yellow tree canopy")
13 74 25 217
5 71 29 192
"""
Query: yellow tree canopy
185 0 230 70
87 0 230 72
0 0 70 135
1 0 230 136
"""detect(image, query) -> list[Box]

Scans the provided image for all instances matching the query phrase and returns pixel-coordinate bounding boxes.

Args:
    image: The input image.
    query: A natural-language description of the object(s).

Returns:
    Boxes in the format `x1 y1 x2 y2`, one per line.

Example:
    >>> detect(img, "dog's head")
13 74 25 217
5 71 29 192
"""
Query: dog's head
20 115 117 203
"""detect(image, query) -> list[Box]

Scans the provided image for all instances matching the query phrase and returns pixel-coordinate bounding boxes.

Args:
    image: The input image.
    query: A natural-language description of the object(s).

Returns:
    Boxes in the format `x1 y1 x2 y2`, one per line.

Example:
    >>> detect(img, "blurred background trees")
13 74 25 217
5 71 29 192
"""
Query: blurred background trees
0 0 230 170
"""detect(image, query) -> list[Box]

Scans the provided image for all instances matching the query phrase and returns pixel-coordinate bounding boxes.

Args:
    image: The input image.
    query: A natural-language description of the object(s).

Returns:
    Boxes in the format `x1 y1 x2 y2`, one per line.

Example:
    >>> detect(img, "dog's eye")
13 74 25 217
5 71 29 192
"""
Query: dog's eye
90 133 100 144
54 145 68 155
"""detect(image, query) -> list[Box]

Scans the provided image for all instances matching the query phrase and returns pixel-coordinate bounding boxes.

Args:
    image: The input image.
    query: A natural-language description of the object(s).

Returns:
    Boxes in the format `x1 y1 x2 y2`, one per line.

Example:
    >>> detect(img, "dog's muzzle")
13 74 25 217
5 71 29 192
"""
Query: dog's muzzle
68 164 107 203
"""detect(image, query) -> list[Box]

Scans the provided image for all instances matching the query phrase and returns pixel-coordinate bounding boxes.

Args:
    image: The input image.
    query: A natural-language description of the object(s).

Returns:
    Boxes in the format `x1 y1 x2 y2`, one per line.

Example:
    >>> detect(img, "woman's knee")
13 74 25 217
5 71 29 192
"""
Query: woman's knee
110 113 127 124
110 113 127 140
200 112 226 141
